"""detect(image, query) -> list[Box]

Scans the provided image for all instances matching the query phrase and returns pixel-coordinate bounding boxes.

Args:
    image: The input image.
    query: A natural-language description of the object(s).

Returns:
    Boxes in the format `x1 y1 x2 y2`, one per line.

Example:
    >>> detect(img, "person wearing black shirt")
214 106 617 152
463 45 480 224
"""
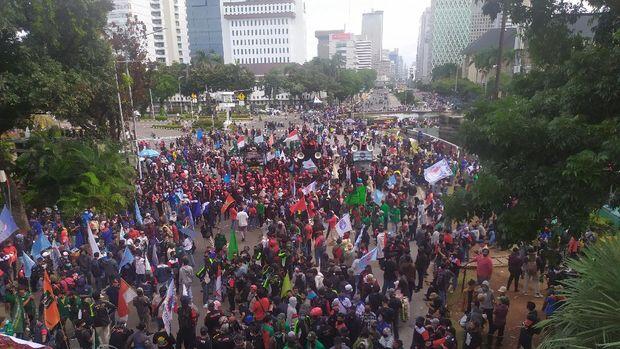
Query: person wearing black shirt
109 321 133 349
381 257 398 294
196 327 213 349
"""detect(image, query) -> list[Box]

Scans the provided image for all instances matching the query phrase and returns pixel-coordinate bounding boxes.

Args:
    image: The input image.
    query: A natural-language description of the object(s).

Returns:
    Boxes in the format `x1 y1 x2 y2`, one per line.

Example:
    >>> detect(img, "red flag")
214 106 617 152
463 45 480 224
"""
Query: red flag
117 278 137 320
289 197 307 214
43 271 60 329
268 134 275 147
284 129 300 142
221 194 235 214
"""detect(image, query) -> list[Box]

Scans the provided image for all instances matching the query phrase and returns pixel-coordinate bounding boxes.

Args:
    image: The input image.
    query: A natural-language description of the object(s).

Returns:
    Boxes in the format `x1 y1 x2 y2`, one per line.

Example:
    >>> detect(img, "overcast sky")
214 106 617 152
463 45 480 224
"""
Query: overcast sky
304 0 431 66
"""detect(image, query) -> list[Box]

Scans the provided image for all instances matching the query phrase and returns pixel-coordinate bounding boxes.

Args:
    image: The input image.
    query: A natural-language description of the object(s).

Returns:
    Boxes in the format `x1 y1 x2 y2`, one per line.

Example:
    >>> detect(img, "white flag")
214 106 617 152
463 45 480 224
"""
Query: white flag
87 226 101 257
162 279 176 334
335 214 352 237
424 159 453 184
302 159 317 171
354 247 378 275
302 181 317 195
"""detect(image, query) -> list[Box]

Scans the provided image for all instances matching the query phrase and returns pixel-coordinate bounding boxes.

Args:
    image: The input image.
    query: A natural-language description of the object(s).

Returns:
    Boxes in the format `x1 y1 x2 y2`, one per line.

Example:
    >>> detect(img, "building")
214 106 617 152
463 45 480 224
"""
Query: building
108 0 191 64
461 27 518 86
361 10 384 69
221 0 308 76
186 0 224 58
388 49 406 81
469 1 494 43
429 0 473 69
328 32 358 69
355 38 372 70
415 7 433 82
315 29 344 60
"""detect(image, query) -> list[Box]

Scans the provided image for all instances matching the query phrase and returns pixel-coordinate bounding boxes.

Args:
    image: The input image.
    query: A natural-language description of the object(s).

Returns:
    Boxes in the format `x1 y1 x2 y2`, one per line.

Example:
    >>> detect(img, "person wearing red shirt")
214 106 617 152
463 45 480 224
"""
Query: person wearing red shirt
229 206 238 230
473 247 493 284
251 290 271 322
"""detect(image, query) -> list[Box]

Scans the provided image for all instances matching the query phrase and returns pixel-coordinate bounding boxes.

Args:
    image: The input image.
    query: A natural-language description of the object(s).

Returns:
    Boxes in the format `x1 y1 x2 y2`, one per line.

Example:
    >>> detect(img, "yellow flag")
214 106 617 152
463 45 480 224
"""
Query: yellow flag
280 272 292 298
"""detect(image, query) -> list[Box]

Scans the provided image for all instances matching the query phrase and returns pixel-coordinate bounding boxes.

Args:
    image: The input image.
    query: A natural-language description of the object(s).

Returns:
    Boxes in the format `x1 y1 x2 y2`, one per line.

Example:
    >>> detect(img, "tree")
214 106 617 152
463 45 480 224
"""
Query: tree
446 2 620 242
0 0 122 138
262 68 287 99
431 63 458 81
538 237 620 348
358 69 378 91
150 67 178 106
15 132 135 217
334 69 363 102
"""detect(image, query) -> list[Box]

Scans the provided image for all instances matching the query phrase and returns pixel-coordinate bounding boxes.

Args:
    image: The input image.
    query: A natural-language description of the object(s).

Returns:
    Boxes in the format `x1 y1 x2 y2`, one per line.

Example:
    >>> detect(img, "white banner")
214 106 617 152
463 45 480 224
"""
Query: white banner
336 214 352 237
424 159 453 184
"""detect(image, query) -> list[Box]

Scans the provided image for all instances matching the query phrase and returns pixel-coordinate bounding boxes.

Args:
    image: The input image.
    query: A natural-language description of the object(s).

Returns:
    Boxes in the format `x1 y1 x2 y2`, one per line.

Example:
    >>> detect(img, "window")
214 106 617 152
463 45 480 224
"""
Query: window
176 29 181 34
154 34 163 40
156 49 165 55
153 19 162 25
180 58 184 63
155 42 164 48
178 43 182 49
178 50 183 56
175 21 180 27
151 11 161 17
157 57 166 63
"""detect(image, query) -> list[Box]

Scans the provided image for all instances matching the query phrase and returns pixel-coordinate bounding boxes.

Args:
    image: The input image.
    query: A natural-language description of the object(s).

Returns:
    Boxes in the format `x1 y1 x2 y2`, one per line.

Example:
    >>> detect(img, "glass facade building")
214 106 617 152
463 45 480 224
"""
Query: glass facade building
186 0 224 58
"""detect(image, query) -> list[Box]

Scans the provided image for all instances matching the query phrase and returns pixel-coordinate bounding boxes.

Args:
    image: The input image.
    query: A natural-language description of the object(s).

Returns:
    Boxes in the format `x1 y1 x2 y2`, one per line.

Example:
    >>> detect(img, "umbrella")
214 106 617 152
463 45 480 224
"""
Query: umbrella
139 149 160 158
345 118 355 124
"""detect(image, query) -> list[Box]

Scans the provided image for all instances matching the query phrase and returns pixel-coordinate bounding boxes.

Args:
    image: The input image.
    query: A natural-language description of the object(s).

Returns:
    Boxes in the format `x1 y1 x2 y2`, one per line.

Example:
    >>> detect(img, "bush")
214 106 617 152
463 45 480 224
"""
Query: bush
154 116 167 121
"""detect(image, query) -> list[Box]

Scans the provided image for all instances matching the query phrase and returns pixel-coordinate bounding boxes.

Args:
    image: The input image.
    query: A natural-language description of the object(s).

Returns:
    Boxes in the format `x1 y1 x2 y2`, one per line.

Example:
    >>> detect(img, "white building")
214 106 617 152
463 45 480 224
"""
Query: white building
107 0 190 65
328 32 357 69
355 38 372 70
221 0 308 76
415 7 433 82
361 10 384 69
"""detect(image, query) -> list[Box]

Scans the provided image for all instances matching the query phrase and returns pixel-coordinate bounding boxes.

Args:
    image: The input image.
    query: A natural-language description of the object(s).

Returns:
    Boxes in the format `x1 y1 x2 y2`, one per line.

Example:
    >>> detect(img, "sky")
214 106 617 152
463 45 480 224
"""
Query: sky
304 0 432 66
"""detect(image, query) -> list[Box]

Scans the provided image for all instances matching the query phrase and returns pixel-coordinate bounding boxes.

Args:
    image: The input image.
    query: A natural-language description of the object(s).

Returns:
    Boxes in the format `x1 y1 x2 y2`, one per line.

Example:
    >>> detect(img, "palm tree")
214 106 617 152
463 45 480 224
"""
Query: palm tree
475 0 521 99
538 236 620 348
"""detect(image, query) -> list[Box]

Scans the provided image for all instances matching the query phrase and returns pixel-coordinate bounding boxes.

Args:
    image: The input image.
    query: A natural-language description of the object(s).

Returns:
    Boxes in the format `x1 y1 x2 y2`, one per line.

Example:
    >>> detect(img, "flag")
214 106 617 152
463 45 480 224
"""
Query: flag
237 136 246 148
302 181 317 195
388 175 397 186
424 159 453 184
135 199 143 226
196 129 203 141
227 229 238 260
372 189 385 205
43 270 60 329
284 129 300 142
336 214 353 237
280 272 292 297
162 279 176 334
118 246 134 271
180 227 200 240
289 197 307 214
21 253 36 278
214 266 222 300
0 205 19 244
302 159 317 171
223 173 231 184
255 135 264 143
268 134 275 147
354 224 366 249
117 278 137 321
345 186 367 206
221 194 235 214
31 231 51 259
354 247 378 275
87 226 101 257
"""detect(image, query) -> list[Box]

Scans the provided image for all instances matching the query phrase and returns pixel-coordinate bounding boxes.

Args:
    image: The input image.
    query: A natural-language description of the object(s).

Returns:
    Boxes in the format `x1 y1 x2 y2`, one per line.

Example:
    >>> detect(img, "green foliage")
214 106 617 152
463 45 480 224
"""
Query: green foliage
431 63 458 81
394 90 416 105
451 19 620 242
15 133 135 216
0 0 121 137
538 237 620 348
150 66 178 105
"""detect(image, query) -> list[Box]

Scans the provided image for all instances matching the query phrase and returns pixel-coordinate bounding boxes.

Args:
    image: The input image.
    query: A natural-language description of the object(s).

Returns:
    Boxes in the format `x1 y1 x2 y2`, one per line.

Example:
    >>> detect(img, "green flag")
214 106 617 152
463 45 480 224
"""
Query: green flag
227 229 238 260
280 272 292 298
345 185 367 206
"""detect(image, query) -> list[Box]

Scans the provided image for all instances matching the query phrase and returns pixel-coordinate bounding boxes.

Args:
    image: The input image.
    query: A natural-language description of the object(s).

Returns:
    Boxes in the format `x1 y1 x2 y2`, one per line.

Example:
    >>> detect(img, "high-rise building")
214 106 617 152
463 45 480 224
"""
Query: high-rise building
361 10 384 69
328 33 358 69
186 0 224 58
221 0 307 76
315 30 344 60
429 0 473 69
469 1 494 42
415 7 433 82
108 0 190 64
355 38 372 70
388 49 406 81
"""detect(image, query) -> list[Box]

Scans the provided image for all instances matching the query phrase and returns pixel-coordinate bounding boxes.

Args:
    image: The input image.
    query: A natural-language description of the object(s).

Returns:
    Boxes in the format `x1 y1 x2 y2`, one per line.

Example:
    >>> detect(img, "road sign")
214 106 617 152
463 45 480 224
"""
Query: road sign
237 92 246 101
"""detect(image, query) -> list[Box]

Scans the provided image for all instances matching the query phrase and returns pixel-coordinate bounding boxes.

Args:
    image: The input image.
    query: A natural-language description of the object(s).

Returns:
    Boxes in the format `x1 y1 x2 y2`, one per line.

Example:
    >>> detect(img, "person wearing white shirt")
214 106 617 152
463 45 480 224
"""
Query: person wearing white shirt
237 209 249 241
134 255 147 283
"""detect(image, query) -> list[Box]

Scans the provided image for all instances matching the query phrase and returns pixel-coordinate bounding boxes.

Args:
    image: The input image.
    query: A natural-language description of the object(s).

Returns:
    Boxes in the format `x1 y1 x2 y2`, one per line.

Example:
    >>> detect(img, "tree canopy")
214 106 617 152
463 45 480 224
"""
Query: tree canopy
445 0 620 242
0 0 121 138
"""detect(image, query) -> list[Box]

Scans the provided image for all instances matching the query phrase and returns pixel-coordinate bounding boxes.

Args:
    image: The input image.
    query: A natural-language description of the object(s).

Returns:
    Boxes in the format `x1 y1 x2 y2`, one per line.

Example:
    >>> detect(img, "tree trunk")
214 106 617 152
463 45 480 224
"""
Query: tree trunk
493 10 508 100
7 177 30 232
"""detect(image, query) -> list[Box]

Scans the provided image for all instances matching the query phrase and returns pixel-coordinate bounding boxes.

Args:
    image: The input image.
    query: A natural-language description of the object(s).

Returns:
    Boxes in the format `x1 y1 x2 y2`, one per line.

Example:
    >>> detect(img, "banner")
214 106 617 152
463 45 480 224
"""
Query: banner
372 189 385 205
302 181 317 195
87 226 101 257
43 271 60 330
424 159 453 184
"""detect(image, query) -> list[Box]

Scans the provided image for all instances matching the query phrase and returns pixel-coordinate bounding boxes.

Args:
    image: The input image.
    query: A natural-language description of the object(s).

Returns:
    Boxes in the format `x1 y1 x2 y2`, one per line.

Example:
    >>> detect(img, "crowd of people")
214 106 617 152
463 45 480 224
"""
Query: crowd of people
0 111 585 349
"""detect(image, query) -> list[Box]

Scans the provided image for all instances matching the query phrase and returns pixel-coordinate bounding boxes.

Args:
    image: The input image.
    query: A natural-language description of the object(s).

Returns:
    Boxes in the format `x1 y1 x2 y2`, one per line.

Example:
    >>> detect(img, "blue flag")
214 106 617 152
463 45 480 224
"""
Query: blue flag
135 199 143 226
354 247 378 275
0 205 19 244
180 226 200 240
31 231 52 259
372 189 385 205
223 173 231 184
388 175 397 186
119 246 134 271
21 253 36 278
196 129 203 141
